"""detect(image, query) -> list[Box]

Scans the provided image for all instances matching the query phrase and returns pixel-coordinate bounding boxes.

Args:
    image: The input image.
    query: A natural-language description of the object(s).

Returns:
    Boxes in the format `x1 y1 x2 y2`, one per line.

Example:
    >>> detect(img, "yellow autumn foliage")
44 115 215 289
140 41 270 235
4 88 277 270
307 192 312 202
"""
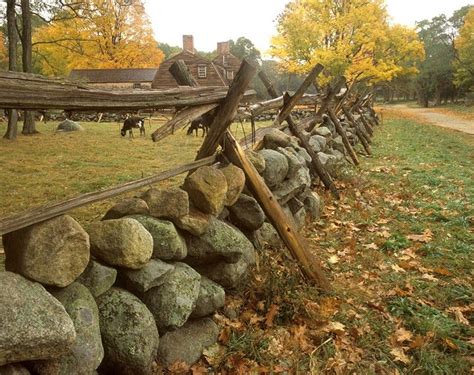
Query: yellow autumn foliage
33 0 164 76
0 32 8 69
454 8 474 89
270 0 424 84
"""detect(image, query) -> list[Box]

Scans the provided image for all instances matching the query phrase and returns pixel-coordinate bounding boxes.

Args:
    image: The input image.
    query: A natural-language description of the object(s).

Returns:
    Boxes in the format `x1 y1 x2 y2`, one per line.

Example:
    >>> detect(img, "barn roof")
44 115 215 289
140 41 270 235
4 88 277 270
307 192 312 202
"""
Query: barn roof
69 68 158 84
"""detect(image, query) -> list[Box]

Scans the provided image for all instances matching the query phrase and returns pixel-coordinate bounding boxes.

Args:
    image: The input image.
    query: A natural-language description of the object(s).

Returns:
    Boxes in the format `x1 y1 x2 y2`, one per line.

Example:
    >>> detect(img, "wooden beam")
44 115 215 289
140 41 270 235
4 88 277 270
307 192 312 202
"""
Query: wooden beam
327 108 360 166
196 59 257 160
342 106 371 155
169 60 199 87
357 108 374 136
151 104 218 142
258 69 340 200
273 64 324 126
0 155 217 235
222 132 331 291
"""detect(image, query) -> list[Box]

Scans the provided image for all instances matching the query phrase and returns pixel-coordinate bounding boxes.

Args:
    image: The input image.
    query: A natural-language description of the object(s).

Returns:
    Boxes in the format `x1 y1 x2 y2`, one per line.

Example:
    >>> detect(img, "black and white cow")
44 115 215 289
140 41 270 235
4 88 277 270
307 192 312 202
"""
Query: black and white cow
121 117 146 138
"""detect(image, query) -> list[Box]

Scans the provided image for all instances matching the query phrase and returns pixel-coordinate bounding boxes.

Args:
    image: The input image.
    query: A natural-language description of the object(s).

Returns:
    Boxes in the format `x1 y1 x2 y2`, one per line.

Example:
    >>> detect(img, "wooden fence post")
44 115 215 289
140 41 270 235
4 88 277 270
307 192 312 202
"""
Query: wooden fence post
342 106 371 155
327 108 360 166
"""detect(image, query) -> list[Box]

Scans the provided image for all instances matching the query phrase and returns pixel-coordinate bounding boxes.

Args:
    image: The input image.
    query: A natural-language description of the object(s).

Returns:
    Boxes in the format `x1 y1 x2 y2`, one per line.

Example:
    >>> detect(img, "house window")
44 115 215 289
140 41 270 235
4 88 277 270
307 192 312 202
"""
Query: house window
226 70 234 80
197 65 207 78
133 82 142 89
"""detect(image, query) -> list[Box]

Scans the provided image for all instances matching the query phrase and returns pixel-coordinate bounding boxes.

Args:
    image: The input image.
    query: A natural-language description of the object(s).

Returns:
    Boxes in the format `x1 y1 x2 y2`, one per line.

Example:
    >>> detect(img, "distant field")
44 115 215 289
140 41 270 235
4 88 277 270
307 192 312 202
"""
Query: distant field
0 119 263 226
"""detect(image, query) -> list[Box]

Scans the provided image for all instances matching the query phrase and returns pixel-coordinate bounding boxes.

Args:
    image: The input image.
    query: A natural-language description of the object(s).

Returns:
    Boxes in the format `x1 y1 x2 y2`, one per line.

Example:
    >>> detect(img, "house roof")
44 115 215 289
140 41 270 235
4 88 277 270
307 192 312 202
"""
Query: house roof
69 68 158 84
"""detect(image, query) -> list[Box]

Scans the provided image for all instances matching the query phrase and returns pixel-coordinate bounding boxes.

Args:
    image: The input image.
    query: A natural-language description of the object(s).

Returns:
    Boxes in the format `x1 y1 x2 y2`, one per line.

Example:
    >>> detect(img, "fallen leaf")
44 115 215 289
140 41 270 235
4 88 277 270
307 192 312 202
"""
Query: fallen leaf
433 267 452 276
364 243 379 250
409 335 426 349
443 338 459 350
168 360 191 373
395 327 413 343
328 255 340 264
448 307 470 325
407 229 433 243
391 264 406 273
421 273 438 282
325 321 346 335
390 347 411 364
265 304 279 328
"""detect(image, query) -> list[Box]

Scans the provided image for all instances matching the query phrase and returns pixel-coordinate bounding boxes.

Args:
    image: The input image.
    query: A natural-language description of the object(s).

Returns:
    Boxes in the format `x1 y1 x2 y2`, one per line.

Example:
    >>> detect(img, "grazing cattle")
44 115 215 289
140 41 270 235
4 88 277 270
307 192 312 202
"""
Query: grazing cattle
121 117 146 138
186 112 214 137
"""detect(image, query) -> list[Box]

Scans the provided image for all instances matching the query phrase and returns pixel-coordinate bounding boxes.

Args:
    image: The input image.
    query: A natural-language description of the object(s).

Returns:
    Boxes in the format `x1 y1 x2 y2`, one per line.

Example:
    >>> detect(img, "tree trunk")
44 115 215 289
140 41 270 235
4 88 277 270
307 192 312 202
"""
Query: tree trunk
4 0 18 140
21 0 37 135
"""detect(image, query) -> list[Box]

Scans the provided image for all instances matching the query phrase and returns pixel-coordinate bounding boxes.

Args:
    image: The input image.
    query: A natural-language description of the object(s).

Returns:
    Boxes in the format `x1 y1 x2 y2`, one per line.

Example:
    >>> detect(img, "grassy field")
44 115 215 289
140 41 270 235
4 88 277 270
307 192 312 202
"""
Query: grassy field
0 118 258 225
209 114 473 373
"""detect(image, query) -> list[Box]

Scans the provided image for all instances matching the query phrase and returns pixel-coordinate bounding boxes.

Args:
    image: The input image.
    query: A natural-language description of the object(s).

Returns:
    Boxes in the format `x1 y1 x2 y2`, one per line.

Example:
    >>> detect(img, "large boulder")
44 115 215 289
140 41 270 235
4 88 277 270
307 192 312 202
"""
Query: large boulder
77 259 117 298
311 126 332 138
317 152 339 176
220 164 246 206
102 198 149 220
141 263 201 331
258 149 289 188
0 272 76 366
183 166 228 215
157 318 219 368
331 136 346 154
126 215 187 261
87 218 153 269
191 277 225 318
309 135 327 153
184 217 253 265
245 150 266 174
304 192 322 220
262 128 293 149
56 119 83 132
119 259 174 294
276 147 303 180
258 222 282 248
3 215 90 287
140 187 189 221
228 194 265 231
194 243 256 289
32 283 103 375
97 288 159 375
174 208 210 237
273 167 311 205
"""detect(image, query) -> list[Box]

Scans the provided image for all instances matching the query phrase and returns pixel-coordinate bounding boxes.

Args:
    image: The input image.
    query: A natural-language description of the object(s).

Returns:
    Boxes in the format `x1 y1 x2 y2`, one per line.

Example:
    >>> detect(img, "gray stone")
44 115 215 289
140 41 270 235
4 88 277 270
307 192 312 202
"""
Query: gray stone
304 192 322 220
220 164 246 206
3 215 90 287
140 187 189 221
330 149 346 162
97 288 159 375
157 318 219 367
245 150 266 174
0 272 76 366
194 243 256 289
291 146 312 166
228 194 265 231
126 215 187 261
87 218 153 269
174 208 211 237
263 128 292 149
311 126 332 138
77 259 117 298
309 135 327 153
0 364 30 375
142 262 201 331
184 217 254 265
276 147 302 179
183 166 228 216
259 149 289 188
331 136 346 154
293 207 307 230
119 259 174 294
102 198 149 220
273 167 311 205
33 283 103 375
258 222 282 248
191 277 225 318
56 119 83 132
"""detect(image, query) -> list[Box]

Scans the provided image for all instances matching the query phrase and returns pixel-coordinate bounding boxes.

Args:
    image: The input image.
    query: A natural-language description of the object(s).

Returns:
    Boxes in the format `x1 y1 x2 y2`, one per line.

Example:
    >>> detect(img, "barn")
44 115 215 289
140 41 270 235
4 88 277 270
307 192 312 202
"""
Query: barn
69 68 158 89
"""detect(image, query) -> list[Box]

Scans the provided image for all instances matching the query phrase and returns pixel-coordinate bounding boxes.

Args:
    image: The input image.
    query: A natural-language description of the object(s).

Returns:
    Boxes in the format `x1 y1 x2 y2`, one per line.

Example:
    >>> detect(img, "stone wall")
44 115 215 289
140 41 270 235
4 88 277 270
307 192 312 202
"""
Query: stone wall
0 109 378 373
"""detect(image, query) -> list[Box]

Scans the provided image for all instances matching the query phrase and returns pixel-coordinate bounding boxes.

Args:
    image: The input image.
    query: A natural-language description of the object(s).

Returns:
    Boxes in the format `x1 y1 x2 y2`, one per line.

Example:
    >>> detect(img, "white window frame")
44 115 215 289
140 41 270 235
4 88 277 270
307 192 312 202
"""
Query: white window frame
197 65 207 78
226 70 234 80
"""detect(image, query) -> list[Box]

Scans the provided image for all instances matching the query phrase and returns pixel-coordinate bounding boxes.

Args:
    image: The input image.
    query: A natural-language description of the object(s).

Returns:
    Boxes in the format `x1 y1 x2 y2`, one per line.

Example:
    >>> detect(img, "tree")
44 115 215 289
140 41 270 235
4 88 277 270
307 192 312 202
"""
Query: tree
0 31 7 69
157 42 180 59
33 0 165 76
270 0 423 85
3 0 19 140
229 37 261 62
454 8 474 91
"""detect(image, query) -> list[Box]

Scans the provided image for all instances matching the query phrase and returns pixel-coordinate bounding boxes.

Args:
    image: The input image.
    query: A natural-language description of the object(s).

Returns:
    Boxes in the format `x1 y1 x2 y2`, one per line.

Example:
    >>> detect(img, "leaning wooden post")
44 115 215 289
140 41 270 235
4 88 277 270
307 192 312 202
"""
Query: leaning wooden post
342 106 371 155
357 108 374 136
327 108 360 166
222 131 331 291
258 68 340 200
169 60 199 87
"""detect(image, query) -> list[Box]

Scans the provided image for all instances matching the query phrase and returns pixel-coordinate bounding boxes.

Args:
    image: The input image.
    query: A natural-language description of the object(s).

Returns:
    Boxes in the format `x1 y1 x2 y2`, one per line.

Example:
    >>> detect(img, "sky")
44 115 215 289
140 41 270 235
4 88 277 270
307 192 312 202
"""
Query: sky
144 0 472 55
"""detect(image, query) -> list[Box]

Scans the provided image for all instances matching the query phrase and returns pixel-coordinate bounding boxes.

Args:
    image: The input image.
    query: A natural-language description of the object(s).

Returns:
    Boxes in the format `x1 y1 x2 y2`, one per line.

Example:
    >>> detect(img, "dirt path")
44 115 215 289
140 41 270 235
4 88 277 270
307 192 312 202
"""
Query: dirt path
381 104 474 135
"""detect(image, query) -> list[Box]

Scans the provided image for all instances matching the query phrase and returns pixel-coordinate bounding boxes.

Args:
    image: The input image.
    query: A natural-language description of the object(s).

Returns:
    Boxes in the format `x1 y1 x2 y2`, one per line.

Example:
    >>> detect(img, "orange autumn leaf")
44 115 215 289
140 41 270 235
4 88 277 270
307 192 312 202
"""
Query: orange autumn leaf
265 304 280 328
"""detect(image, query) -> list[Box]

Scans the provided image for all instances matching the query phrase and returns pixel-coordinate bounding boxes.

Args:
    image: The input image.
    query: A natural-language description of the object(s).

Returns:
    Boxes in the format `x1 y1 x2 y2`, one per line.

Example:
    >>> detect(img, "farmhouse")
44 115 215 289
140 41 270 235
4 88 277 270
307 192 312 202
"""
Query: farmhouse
151 35 241 89
69 68 158 89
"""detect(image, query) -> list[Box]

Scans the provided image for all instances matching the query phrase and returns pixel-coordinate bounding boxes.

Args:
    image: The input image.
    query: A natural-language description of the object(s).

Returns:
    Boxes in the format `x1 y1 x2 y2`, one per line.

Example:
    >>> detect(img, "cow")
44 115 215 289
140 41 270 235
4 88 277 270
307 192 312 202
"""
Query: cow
121 117 146 138
186 112 214 137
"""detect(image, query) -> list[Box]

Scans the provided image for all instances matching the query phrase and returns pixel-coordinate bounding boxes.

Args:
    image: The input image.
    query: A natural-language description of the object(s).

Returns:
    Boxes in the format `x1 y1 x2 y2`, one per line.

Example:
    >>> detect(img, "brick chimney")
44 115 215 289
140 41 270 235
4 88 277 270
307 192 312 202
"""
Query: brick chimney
183 35 194 53
217 41 230 55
